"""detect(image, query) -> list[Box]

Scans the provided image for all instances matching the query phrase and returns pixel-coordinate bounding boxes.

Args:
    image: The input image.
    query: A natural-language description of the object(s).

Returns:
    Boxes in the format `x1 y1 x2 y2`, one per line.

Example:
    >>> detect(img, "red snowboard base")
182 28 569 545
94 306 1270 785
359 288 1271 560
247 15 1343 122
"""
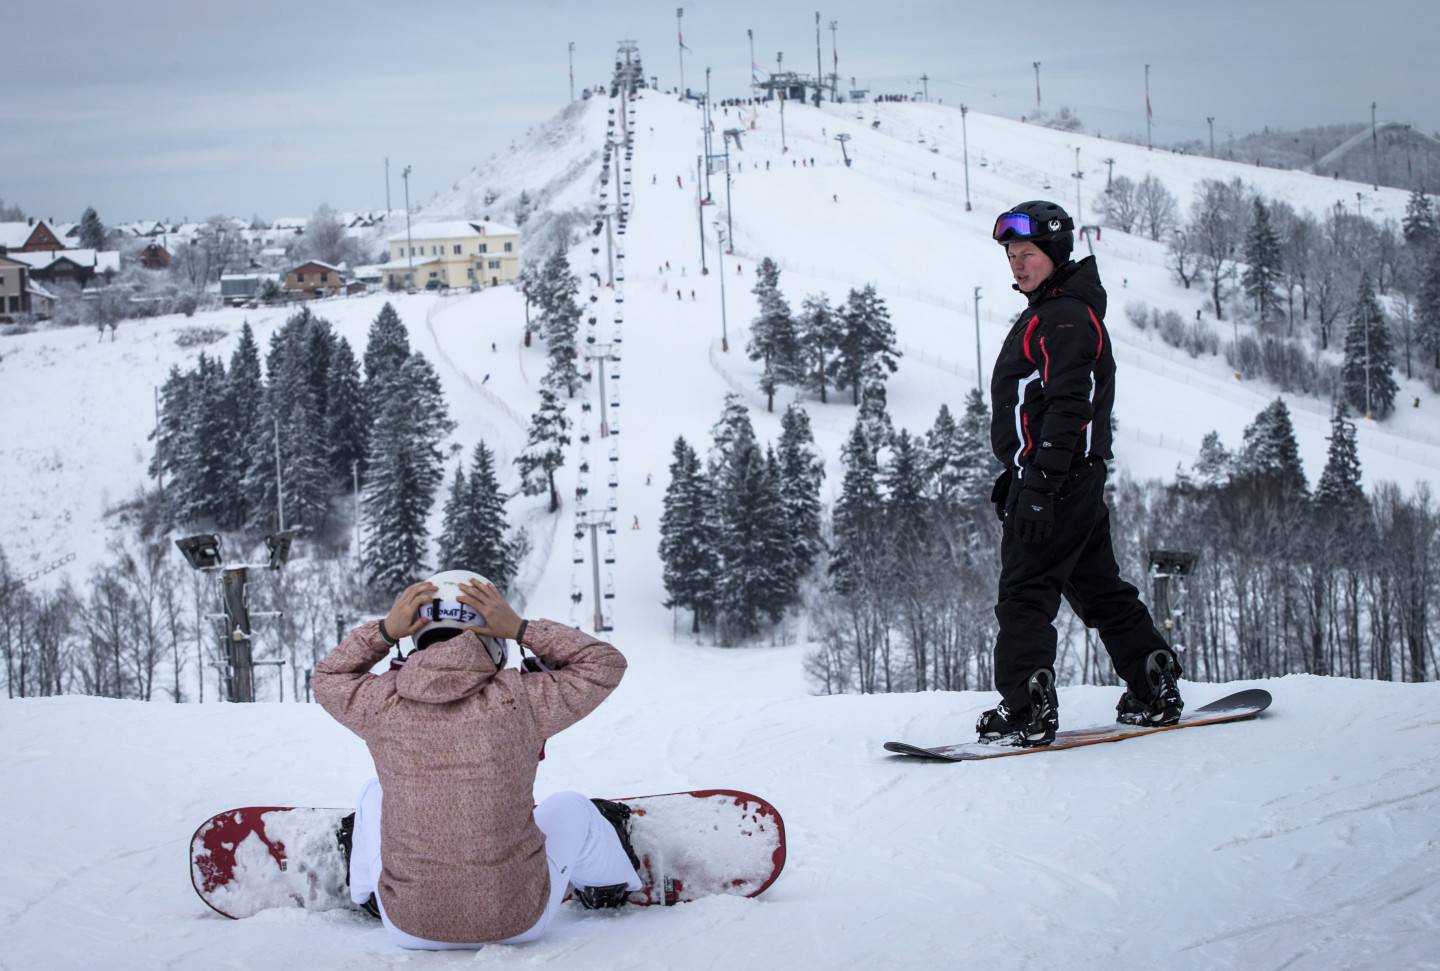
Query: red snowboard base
190 789 785 920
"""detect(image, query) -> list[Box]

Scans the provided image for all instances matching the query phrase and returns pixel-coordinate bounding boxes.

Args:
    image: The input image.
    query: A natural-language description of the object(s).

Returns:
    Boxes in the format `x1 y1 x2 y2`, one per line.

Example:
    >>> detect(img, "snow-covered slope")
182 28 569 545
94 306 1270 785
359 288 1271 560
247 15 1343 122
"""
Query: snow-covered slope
4 82 1440 969
3 675 1438 968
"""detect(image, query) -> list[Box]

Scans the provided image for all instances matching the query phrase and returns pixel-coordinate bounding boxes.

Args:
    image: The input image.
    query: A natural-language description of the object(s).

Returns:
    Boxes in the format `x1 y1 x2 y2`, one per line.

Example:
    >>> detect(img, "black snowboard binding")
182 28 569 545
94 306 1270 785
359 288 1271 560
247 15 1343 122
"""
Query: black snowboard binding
336 812 380 919
977 668 1059 747
1117 649 1185 727
573 799 642 910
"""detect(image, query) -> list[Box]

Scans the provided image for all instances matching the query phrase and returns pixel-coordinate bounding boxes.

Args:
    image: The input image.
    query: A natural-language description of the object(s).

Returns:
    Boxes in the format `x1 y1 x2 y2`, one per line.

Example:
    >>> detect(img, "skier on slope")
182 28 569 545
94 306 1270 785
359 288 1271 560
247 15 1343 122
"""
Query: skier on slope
978 200 1183 747
315 571 641 949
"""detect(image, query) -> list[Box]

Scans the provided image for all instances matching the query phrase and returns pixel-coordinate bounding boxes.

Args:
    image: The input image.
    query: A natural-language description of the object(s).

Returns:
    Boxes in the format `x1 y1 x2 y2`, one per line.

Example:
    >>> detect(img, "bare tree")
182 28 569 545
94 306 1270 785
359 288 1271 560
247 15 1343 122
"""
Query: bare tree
1166 228 1199 290
1100 175 1142 233
1136 174 1179 241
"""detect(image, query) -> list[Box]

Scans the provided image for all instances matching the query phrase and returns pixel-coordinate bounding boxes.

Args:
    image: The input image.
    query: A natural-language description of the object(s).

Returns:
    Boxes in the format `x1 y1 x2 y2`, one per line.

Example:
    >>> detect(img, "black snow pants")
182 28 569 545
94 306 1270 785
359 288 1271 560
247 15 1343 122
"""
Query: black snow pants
993 460 1170 711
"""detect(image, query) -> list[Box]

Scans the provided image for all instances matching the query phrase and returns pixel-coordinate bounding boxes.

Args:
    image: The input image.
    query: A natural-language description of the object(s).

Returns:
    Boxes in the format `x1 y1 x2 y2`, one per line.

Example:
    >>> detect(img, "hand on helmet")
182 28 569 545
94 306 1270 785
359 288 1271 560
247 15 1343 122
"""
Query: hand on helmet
458 579 523 640
384 581 438 639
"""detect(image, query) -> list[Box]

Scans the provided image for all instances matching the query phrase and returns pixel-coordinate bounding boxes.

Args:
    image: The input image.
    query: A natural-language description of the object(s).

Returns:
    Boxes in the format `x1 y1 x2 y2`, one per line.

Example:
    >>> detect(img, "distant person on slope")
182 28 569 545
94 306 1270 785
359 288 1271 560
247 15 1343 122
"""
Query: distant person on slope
315 571 640 949
979 200 1183 748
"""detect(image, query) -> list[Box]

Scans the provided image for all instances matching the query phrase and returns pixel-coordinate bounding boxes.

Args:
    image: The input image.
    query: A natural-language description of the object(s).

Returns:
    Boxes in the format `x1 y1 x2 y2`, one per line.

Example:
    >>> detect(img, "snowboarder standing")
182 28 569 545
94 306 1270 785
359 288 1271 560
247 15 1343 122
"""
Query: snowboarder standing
315 572 641 948
978 200 1183 748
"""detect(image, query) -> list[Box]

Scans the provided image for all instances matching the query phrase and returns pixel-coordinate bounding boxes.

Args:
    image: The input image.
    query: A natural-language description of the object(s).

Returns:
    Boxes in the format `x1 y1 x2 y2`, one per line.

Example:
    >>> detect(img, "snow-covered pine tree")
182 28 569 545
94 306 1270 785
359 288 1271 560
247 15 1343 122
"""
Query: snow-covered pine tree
515 388 571 512
361 354 455 589
149 365 191 517
362 302 410 399
829 420 883 594
1341 272 1399 419
857 379 894 453
1191 430 1234 491
1239 398 1308 496
659 436 718 633
465 441 518 590
1417 245 1440 370
924 403 965 515
280 388 333 531
1314 402 1366 514
776 403 825 577
1242 197 1284 327
180 354 232 526
747 257 800 412
797 293 842 404
518 263 548 347
435 465 470 571
325 336 366 491
883 429 930 553
78 207 106 251
539 248 582 398
707 392 755 476
223 322 264 527
1402 187 1435 250
712 436 792 640
836 284 901 405
960 388 1001 504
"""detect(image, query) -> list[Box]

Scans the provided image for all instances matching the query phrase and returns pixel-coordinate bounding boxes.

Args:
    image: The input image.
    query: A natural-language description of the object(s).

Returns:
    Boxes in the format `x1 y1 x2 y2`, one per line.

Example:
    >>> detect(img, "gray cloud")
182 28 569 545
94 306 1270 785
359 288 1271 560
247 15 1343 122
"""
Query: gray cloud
4 0 1435 222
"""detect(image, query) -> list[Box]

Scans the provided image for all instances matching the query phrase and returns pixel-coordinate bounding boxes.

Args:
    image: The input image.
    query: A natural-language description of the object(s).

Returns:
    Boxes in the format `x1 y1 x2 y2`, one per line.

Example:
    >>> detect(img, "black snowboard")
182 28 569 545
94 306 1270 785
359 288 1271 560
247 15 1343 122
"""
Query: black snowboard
884 688 1271 762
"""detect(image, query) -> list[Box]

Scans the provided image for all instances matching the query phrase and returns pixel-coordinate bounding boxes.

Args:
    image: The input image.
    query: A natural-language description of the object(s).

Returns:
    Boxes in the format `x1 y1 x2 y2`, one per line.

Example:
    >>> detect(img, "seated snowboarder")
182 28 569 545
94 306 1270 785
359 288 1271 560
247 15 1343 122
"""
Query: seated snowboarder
314 570 641 949
979 200 1184 747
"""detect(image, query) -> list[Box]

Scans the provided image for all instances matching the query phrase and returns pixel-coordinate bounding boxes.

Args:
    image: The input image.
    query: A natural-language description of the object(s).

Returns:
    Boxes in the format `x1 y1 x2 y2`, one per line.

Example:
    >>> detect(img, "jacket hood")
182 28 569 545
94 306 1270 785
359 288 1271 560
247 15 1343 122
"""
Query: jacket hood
395 631 499 703
1026 257 1107 318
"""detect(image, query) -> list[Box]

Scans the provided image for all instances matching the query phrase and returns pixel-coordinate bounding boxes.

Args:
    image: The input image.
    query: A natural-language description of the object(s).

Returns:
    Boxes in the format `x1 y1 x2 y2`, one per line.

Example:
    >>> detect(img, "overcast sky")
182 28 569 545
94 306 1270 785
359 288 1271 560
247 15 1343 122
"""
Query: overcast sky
5 0 1436 224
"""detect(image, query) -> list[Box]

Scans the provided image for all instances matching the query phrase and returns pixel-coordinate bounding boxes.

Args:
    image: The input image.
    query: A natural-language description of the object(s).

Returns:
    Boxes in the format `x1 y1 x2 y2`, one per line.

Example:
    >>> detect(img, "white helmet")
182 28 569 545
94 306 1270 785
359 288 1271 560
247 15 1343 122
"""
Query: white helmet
414 569 507 668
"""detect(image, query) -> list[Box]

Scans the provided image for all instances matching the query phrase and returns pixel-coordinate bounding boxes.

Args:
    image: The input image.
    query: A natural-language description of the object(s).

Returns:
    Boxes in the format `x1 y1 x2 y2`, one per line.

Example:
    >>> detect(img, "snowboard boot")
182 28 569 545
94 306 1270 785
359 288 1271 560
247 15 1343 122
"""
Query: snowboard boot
1116 649 1185 727
335 812 380 920
573 799 641 910
976 668 1059 747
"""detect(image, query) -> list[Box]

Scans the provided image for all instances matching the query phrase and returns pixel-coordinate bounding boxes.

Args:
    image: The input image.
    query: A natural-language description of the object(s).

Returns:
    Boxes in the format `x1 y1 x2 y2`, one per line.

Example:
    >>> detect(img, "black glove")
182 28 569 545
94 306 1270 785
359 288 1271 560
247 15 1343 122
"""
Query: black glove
1013 468 1066 544
990 469 1013 523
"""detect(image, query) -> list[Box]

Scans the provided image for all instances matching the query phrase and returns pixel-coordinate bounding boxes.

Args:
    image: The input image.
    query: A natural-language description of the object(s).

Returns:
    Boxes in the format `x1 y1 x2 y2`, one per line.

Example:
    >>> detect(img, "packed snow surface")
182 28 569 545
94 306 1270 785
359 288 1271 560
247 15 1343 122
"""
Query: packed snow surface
3 676 1440 968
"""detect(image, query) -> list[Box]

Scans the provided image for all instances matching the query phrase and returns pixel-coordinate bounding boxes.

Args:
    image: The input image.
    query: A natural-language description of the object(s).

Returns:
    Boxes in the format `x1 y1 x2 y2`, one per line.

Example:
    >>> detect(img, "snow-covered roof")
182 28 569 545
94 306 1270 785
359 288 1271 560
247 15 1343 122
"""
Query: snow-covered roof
271 217 308 231
260 247 288 258
27 280 57 301
351 264 383 279
5 248 119 272
375 256 444 271
220 272 279 282
0 221 46 248
288 260 345 273
386 219 521 243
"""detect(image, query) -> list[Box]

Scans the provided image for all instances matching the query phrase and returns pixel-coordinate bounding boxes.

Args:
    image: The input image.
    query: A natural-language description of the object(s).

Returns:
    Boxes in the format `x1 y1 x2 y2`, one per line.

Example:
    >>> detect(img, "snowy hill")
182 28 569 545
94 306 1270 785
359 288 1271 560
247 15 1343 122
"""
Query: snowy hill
4 80 1440 967
4 675 1439 967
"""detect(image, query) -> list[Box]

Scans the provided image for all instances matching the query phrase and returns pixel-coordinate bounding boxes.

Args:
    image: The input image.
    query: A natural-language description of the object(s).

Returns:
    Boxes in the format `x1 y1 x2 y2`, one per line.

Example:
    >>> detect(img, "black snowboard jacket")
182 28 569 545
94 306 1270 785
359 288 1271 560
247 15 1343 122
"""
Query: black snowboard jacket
989 257 1115 475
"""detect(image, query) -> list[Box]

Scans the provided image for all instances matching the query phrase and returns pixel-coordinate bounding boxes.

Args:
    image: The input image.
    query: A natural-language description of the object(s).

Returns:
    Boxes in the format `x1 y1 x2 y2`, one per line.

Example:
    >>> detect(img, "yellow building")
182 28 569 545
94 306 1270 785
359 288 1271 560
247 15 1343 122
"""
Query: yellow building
379 219 521 290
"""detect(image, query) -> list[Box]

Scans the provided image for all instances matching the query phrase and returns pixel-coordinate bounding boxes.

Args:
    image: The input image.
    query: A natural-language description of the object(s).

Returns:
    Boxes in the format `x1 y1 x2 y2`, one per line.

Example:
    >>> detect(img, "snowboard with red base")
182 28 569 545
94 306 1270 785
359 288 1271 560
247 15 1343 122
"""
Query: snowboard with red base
190 788 786 920
883 688 1271 762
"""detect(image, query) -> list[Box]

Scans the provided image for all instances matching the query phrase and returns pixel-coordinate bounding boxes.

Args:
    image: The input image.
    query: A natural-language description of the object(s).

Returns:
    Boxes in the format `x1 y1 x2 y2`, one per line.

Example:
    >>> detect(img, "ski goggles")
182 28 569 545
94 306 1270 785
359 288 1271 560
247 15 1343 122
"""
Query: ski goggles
993 211 1073 242
417 599 486 627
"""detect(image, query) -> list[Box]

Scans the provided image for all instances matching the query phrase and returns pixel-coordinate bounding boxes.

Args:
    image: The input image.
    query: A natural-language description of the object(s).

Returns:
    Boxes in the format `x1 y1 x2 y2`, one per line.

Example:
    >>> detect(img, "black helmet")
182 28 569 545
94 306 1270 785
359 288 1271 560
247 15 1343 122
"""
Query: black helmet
993 200 1074 265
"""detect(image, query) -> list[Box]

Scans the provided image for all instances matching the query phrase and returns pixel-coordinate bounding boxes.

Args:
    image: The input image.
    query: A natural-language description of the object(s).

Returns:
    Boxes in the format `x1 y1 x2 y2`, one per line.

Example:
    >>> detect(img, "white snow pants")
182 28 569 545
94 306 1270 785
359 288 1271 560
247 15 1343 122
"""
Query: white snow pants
350 778 642 950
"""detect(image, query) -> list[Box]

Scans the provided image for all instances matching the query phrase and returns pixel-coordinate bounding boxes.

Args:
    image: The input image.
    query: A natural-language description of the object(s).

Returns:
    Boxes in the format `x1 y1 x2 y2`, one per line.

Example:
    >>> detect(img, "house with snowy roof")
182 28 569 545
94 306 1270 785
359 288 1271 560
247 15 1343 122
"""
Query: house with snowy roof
378 218 520 290
284 260 345 299
6 248 120 289
0 219 68 254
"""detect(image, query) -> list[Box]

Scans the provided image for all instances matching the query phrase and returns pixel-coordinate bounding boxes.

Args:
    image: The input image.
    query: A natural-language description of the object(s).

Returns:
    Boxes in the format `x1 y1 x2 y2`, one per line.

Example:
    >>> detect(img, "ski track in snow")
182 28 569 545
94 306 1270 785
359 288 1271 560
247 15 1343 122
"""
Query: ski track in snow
3 89 1440 969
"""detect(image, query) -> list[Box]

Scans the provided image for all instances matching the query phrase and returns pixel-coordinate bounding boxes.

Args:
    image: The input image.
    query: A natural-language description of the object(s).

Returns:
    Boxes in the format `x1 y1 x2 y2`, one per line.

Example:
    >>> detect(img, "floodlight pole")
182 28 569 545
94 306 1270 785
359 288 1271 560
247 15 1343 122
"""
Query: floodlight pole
960 104 973 211
748 29 756 99
973 287 983 392
1033 61 1041 110
715 223 729 352
1206 116 1215 156
697 155 708 274
402 165 414 285
569 42 576 103
676 7 685 97
776 52 787 152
